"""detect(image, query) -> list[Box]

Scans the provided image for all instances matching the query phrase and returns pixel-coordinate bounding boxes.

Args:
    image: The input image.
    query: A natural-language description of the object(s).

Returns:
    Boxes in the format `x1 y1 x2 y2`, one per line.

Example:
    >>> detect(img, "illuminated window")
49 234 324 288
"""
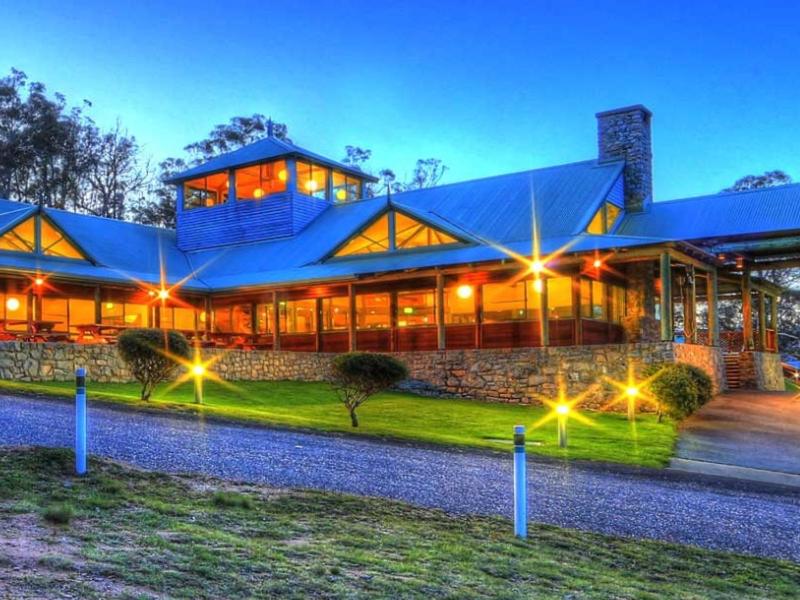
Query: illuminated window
580 279 592 318
235 160 287 200
397 290 435 327
160 307 197 330
0 217 36 253
547 277 574 318
356 293 390 329
184 172 229 210
586 201 623 234
444 285 476 325
609 285 626 323
335 214 391 256
214 304 252 333
68 298 95 333
483 281 541 322
1 289 28 330
256 302 274 334
332 171 362 203
40 219 83 259
101 301 150 327
296 161 329 200
280 299 316 334
321 297 349 331
580 278 609 321
42 297 68 332
395 213 458 249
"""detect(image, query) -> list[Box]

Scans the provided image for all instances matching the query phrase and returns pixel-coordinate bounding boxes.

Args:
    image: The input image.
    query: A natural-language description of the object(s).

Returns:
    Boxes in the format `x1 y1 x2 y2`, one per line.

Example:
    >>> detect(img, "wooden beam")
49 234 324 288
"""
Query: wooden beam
474 284 483 349
687 267 697 344
757 291 767 351
659 253 673 341
94 286 102 324
315 297 323 352
572 276 583 345
538 278 549 346
273 291 281 351
436 272 446 351
348 283 357 351
742 266 753 350
706 269 720 347
667 248 716 272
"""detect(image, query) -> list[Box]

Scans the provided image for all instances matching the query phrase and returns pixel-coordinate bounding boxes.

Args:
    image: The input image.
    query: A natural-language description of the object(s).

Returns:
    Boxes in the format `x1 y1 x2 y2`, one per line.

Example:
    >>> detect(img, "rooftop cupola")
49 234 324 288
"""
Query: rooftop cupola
167 132 377 251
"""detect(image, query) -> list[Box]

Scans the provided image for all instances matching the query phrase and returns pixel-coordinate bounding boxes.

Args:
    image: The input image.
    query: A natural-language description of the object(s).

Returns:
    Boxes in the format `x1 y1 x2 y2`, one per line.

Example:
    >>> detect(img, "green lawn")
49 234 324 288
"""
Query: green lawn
0 378 676 468
786 378 799 392
1 447 797 599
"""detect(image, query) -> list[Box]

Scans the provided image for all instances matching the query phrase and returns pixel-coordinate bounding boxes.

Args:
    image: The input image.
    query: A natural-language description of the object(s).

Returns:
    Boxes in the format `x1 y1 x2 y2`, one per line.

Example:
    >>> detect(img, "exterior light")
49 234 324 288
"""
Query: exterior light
403 306 414 315
456 284 473 299
593 259 602 269
105 302 114 310
626 386 639 398
158 289 170 300
147 290 156 297
532 278 543 294
530 260 543 275
6 297 20 312
253 188 264 199
34 277 44 286
199 311 206 323
335 189 347 201
556 403 570 416
192 364 206 377
278 169 287 182
305 180 318 192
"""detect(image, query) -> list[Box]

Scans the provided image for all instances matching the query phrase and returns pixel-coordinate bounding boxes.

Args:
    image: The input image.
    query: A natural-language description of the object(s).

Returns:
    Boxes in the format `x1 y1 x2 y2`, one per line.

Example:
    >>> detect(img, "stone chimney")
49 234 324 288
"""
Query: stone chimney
596 105 653 213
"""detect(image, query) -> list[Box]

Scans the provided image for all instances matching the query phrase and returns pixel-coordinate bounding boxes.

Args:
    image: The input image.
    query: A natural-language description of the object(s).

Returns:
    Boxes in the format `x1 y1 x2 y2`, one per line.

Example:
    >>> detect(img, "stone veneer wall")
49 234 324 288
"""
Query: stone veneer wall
0 340 744 410
738 351 784 392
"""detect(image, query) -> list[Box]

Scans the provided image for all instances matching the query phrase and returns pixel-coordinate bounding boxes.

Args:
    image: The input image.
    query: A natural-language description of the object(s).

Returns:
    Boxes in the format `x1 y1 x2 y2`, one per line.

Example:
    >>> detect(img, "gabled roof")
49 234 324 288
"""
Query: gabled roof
165 136 377 183
617 183 800 242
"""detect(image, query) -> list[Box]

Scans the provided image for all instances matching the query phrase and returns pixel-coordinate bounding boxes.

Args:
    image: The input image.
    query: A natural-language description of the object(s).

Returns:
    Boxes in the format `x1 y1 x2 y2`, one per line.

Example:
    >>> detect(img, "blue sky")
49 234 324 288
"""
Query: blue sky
2 0 799 200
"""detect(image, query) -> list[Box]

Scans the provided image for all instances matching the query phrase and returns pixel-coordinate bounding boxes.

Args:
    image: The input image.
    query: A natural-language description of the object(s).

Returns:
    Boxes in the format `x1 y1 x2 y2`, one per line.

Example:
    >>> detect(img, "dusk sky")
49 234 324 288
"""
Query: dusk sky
2 0 798 200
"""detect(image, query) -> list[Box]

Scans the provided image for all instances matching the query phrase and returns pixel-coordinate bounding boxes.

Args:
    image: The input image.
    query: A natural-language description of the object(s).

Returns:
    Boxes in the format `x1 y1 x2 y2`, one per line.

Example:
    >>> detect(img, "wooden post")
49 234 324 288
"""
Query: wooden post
436 272 446 351
94 286 102 324
203 296 212 339
273 291 281 351
757 290 767 351
706 269 720 347
315 297 323 352
687 267 697 344
659 253 673 341
389 291 398 351
227 169 236 203
348 284 357 351
742 266 753 350
771 293 779 351
539 278 549 346
572 276 583 346
475 284 483 349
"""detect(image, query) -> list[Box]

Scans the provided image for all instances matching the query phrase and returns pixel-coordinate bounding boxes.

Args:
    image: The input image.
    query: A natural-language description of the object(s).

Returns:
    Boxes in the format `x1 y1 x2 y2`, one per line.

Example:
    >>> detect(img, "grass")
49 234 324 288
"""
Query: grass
0 447 797 599
786 378 799 392
41 502 74 525
0 378 676 467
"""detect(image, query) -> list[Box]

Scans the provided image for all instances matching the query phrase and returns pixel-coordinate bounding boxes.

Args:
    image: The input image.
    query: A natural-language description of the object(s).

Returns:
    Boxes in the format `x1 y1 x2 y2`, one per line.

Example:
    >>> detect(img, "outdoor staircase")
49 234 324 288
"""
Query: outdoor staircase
724 353 742 389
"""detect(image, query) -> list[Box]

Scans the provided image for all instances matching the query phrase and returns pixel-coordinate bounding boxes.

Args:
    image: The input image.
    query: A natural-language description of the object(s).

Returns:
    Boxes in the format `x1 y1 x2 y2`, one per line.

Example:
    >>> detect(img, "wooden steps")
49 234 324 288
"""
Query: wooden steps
724 353 742 389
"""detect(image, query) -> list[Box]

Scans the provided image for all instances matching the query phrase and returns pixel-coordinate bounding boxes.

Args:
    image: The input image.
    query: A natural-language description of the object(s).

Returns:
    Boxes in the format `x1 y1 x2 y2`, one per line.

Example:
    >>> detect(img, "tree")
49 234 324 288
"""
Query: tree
330 352 408 427
340 147 449 197
406 158 448 190
117 328 191 401
184 115 290 162
723 170 792 193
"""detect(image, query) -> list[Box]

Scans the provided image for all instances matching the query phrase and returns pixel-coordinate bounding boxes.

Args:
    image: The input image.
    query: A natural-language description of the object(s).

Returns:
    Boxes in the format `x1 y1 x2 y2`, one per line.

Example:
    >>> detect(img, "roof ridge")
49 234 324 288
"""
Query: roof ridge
43 205 176 234
654 181 800 207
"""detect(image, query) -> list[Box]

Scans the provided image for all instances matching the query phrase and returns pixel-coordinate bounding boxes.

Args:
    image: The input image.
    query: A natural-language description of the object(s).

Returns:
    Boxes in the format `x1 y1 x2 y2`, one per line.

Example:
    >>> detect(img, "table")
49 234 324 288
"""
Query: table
74 323 129 343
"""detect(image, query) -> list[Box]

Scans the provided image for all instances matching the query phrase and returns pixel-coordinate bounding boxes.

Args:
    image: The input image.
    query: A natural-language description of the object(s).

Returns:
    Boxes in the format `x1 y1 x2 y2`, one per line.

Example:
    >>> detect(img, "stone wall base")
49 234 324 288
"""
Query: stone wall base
738 351 784 391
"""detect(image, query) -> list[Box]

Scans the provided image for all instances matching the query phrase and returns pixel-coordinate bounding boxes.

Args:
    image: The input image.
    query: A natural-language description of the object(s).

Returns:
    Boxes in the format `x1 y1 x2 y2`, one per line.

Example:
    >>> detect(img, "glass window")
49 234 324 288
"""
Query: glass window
256 302 274 334
592 280 607 321
547 277 574 319
161 307 197 330
321 297 349 331
332 172 361 203
280 299 316 334
235 160 287 200
214 304 252 334
444 285 476 325
586 202 623 234
606 203 622 230
0 217 36 253
101 301 124 326
397 290 435 327
2 292 28 330
395 213 458 249
335 214 391 256
580 279 592 318
183 172 229 210
296 161 329 200
41 297 68 332
102 302 149 327
483 281 541 322
610 285 626 323
587 209 605 234
356 293 390 329
68 298 95 333
40 219 83 259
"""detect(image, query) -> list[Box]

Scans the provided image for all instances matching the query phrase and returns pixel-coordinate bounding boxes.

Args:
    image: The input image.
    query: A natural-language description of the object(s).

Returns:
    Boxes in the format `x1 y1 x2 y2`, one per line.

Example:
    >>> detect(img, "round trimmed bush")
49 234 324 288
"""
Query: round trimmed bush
644 363 712 420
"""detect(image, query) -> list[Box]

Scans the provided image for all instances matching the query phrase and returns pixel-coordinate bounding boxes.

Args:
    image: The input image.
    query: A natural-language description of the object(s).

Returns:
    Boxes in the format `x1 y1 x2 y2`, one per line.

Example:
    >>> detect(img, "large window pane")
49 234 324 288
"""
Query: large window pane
356 293 390 329
40 219 83 259
580 279 592 318
397 290 435 327
606 203 622 230
332 172 361 203
335 214 390 256
610 285 626 323
592 281 607 321
296 161 329 199
547 277 574 319
161 307 197 330
2 291 28 330
41 297 68 331
321 297 349 331
235 160 287 200
68 298 95 333
483 281 541 322
0 217 36 253
444 285 476 324
256 302 274 334
183 172 228 210
214 304 252 333
280 299 316 334
395 213 457 249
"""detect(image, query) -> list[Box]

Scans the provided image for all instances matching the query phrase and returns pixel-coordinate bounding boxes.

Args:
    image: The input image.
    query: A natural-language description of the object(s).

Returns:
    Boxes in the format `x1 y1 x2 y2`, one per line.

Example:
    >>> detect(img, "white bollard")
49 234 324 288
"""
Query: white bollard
75 367 87 475
513 425 527 538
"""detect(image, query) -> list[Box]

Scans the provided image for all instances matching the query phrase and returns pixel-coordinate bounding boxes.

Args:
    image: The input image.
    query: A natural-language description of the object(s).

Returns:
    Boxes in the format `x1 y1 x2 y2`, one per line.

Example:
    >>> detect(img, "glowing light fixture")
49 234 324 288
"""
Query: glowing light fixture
305 180 318 192
192 363 206 377
158 289 170 300
335 188 347 201
530 260 544 275
105 302 114 310
593 259 602 269
6 297 20 312
253 188 264 199
403 306 414 315
555 403 570 416
34 277 44 286
626 386 639 398
456 284 474 299
278 169 287 182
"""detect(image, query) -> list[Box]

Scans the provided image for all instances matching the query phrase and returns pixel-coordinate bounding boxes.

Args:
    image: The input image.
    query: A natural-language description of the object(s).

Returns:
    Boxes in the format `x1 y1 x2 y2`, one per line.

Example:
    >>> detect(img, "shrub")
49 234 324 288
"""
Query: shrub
645 363 712 420
42 503 74 525
117 328 191 401
331 352 409 427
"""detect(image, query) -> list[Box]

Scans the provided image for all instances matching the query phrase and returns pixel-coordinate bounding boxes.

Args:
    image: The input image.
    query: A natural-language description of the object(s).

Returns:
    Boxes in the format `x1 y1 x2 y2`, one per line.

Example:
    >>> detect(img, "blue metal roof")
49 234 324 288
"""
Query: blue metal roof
617 183 800 241
165 136 377 183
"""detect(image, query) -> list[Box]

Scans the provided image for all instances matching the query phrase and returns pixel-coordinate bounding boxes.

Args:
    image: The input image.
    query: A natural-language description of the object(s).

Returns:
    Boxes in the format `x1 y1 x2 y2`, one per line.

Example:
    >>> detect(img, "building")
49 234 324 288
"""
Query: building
0 105 797 393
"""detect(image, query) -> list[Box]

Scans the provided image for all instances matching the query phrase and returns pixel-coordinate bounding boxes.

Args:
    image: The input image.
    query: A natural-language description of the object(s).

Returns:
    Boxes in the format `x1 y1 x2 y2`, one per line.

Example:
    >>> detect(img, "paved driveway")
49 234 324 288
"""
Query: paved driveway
1 393 799 561
674 392 800 477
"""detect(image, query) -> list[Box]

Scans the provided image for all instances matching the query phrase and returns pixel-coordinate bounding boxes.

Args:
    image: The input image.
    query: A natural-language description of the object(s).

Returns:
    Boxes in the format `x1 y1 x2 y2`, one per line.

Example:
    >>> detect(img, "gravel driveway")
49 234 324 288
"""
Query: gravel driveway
1 393 799 562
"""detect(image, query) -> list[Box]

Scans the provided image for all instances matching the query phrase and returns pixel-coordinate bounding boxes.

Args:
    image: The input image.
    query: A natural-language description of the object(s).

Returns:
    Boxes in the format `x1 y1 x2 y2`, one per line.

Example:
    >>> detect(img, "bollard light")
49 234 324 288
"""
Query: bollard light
192 361 205 404
556 403 569 448
626 386 639 421
513 425 527 538
75 367 87 476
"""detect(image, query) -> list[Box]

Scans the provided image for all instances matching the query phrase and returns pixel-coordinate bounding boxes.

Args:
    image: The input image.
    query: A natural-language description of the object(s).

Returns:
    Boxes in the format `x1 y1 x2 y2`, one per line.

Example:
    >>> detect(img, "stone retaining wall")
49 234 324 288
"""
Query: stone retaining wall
739 351 784 391
0 340 751 411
